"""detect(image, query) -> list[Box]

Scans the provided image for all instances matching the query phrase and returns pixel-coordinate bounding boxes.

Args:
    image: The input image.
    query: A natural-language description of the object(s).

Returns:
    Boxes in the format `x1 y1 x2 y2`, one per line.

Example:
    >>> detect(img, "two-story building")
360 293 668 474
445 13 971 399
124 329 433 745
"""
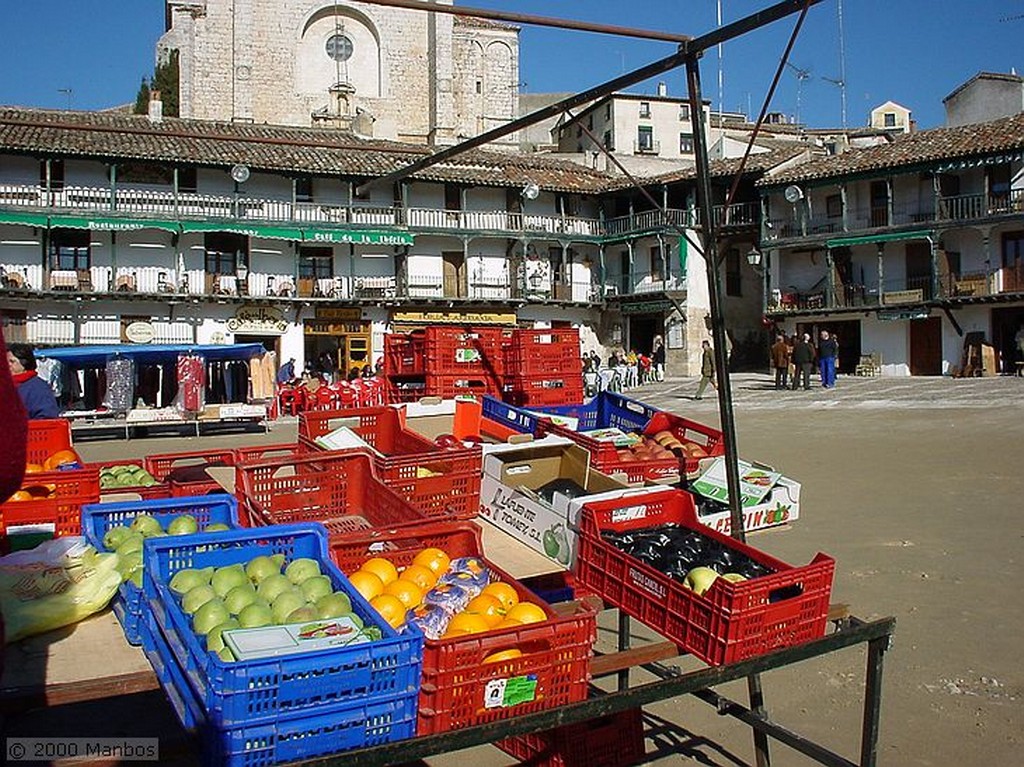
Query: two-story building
0 107 776 382
760 112 1024 375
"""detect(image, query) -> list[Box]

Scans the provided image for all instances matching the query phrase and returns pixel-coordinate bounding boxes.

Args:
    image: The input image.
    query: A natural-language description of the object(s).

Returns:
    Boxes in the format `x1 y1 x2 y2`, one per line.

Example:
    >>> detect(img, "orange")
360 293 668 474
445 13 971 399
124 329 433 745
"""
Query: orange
10 490 33 502
495 618 522 630
445 612 491 635
44 450 78 471
412 547 451 575
504 602 547 625
481 582 519 614
483 648 524 664
348 570 385 601
360 557 398 586
384 578 424 610
24 463 44 474
398 563 437 592
464 594 504 627
370 594 408 628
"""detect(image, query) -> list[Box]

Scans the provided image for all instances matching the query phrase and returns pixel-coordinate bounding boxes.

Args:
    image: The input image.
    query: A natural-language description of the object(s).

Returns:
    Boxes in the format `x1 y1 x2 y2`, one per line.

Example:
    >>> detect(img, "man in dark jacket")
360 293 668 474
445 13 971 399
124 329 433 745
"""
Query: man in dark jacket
6 344 61 419
791 333 814 391
818 330 839 388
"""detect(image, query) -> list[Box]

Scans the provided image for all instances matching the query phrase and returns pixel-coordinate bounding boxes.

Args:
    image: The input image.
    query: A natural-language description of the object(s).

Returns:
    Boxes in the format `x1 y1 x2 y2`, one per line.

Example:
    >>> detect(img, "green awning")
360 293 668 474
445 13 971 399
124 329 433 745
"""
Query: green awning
0 210 49 227
827 230 933 248
302 228 414 246
48 215 180 233
180 221 304 241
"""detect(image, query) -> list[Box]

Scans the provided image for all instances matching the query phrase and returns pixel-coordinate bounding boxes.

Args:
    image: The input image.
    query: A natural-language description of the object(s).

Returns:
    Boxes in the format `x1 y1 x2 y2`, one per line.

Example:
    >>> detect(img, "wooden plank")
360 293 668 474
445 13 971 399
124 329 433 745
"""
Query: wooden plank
590 642 681 677
1 670 160 712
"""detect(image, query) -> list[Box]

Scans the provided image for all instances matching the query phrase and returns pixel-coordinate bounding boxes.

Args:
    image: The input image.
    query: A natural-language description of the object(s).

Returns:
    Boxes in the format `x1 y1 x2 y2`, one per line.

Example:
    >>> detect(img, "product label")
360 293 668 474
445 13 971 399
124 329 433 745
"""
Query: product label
455 348 482 363
611 504 648 523
484 675 538 709
628 566 666 599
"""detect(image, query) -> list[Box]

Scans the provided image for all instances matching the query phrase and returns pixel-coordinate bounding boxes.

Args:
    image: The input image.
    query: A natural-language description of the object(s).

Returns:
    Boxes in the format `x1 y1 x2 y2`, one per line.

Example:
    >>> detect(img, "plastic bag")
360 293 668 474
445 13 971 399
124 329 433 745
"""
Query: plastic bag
0 537 121 643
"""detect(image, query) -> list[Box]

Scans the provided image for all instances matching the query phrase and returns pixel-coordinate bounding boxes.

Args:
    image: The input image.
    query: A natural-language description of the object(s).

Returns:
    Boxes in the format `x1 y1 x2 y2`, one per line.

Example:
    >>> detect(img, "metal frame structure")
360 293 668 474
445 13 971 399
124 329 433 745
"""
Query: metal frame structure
301 3 894 766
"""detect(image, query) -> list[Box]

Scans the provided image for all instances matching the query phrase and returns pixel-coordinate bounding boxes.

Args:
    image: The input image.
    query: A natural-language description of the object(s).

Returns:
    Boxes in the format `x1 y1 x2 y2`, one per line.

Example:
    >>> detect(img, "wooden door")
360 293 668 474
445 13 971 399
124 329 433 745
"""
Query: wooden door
442 252 465 298
909 317 942 376
906 242 933 299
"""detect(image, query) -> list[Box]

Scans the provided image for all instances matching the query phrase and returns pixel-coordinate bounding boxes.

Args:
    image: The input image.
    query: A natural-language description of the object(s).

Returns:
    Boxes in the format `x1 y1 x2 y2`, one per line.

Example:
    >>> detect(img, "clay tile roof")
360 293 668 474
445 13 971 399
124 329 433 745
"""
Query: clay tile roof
0 107 612 194
759 112 1024 187
635 146 811 186
454 15 519 32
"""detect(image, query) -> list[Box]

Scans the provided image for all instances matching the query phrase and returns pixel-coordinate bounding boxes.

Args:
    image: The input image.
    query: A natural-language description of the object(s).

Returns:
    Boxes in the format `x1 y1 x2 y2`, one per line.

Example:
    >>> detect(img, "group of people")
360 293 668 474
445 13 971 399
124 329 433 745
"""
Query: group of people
770 331 839 391
583 337 666 392
276 356 383 391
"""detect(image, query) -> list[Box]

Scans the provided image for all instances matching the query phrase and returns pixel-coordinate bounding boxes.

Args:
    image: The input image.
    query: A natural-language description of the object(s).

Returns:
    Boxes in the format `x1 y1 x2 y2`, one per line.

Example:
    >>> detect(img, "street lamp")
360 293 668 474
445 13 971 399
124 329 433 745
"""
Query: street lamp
747 247 769 314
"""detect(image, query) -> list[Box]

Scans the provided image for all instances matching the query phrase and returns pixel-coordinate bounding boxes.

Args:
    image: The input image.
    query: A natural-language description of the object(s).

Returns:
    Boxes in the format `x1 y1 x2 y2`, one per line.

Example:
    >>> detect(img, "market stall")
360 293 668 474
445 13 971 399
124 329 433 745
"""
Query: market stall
35 344 273 439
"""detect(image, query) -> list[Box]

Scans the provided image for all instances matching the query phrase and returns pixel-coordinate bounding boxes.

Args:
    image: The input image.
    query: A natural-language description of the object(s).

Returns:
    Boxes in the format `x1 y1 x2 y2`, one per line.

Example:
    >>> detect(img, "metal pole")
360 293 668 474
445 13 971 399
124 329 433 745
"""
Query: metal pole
617 611 631 692
686 54 772 767
860 635 889 767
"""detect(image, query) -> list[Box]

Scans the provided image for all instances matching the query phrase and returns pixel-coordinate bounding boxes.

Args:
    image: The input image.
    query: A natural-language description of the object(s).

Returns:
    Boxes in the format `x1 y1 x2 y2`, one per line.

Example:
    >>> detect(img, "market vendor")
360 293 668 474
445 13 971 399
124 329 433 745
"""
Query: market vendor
7 343 61 419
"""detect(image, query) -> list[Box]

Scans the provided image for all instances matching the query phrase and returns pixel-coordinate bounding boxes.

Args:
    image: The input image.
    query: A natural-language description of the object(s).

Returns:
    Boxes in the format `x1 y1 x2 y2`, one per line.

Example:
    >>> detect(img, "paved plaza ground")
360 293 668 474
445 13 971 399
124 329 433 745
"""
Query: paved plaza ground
60 373 1024 765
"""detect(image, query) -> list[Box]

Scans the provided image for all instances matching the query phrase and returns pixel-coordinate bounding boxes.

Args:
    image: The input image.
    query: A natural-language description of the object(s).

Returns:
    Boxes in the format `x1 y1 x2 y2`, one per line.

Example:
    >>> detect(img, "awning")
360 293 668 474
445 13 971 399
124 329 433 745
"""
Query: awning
36 343 266 367
180 221 304 241
49 215 180 233
0 210 49 227
826 230 933 248
302 228 414 245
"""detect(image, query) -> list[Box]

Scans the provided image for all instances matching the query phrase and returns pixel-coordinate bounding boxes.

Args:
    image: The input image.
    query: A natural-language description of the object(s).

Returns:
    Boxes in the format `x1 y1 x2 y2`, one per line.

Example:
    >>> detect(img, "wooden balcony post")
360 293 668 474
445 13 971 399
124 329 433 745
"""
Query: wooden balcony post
110 163 118 213
929 236 940 300
840 183 849 232
825 247 835 308
877 243 885 301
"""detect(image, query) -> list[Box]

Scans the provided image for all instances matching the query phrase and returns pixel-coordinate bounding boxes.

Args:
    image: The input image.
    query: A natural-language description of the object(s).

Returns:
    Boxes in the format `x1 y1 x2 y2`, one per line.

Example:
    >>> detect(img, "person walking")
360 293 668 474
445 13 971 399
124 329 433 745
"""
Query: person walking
770 334 791 390
6 344 60 419
652 336 666 382
791 333 814 391
694 340 717 400
818 330 839 388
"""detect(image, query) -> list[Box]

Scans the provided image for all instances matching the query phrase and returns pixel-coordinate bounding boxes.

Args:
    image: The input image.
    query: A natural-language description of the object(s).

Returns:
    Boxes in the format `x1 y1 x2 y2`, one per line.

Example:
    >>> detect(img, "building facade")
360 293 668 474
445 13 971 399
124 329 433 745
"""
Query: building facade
0 108 773 385
160 0 520 145
760 112 1024 375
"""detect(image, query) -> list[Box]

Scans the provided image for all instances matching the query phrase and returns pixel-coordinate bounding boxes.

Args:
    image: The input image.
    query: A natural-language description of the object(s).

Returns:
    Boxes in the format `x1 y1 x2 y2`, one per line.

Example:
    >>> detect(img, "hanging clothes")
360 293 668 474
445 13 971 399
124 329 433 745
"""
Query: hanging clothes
176 354 206 413
103 359 134 412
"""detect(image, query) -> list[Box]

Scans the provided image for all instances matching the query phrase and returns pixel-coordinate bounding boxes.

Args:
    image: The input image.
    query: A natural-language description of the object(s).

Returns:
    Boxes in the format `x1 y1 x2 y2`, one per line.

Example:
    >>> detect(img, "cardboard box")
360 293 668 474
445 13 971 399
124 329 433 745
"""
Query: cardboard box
690 457 801 535
479 439 656 569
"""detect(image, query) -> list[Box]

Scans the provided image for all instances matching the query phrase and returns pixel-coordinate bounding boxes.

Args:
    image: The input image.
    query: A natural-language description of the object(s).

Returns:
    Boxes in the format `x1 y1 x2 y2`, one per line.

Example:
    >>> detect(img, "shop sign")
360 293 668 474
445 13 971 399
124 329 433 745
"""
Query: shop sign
304 229 414 246
227 306 289 335
878 309 931 321
620 300 674 315
316 307 362 321
304 321 364 336
881 289 924 306
392 310 516 325
125 321 155 344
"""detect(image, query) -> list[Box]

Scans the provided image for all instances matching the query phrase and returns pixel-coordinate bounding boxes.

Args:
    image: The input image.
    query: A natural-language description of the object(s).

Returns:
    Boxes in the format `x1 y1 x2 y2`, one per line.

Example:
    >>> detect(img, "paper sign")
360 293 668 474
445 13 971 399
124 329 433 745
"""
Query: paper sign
484 675 538 708
690 457 783 508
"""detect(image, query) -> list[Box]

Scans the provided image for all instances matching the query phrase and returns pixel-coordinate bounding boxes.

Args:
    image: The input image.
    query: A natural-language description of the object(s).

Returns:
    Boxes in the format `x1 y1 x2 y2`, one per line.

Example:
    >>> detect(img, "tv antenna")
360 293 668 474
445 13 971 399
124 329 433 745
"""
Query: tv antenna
58 88 73 110
829 0 849 128
785 61 811 124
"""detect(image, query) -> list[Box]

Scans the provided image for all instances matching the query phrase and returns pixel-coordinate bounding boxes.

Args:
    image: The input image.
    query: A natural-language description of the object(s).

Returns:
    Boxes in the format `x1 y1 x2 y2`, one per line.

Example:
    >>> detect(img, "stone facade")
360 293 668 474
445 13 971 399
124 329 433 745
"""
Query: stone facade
161 0 519 145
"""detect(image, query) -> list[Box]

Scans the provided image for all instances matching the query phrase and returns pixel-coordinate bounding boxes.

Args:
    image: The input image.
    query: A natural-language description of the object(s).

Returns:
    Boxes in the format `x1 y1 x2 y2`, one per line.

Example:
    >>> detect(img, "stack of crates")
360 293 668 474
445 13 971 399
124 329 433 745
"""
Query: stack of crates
384 326 508 403
503 327 584 407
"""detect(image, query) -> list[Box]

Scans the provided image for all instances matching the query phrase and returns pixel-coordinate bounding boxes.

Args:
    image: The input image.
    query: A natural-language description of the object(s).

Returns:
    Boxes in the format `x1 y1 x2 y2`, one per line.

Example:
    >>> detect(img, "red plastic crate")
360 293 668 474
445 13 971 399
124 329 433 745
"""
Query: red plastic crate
25 418 74 465
328 521 596 736
575 487 835 666
384 331 426 376
504 376 585 408
424 326 507 378
426 373 502 399
505 328 583 378
1 466 99 539
233 443 308 465
144 449 237 497
384 377 428 404
88 460 171 500
643 411 725 475
299 406 434 454
234 451 429 533
496 705 645 767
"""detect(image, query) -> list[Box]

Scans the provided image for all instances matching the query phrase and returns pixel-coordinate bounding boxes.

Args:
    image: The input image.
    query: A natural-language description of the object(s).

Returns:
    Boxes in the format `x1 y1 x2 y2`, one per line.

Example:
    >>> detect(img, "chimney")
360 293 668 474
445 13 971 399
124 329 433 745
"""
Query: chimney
657 81 668 97
148 90 163 124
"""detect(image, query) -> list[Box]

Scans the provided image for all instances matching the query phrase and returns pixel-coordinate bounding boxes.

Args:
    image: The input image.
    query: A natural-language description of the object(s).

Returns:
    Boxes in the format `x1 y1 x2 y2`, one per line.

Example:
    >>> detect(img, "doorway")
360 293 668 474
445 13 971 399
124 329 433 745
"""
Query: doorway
905 242 933 299
628 315 661 356
442 252 466 298
796 319 861 375
909 317 942 375
992 307 1024 373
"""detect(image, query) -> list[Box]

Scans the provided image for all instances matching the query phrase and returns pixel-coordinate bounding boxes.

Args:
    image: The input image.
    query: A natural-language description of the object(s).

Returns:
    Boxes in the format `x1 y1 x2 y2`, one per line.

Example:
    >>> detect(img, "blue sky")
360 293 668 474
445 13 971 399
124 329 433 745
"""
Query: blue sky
1 1 1022 129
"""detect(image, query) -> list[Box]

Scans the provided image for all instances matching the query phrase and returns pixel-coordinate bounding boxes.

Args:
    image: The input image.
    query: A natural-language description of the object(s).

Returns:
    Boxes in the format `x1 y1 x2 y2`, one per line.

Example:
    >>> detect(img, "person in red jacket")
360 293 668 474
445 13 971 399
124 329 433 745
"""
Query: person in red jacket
0 333 28 662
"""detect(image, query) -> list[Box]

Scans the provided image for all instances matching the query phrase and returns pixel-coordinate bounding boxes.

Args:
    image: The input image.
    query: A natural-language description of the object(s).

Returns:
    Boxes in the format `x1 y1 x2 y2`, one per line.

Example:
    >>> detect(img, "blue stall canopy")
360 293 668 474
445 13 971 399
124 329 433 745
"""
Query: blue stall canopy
37 343 267 368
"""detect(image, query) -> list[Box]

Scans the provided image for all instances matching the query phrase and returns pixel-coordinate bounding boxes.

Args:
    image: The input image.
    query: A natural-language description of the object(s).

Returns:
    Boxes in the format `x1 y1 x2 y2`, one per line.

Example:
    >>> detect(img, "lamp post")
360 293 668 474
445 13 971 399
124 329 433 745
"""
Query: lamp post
747 247 769 315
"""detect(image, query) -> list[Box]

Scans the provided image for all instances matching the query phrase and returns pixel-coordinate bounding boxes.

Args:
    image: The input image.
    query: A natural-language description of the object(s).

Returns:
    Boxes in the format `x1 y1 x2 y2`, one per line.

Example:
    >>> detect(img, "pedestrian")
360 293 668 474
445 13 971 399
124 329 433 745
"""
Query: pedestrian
6 344 61 419
791 333 814 391
277 357 295 385
589 350 601 372
770 334 791 390
818 330 839 388
652 336 666 382
694 340 717 400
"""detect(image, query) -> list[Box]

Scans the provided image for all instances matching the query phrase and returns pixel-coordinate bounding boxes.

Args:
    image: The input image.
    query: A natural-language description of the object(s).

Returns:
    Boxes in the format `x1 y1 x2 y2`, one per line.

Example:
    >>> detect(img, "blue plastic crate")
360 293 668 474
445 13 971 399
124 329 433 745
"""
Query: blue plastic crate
139 609 417 767
482 392 660 436
142 523 423 728
81 495 240 645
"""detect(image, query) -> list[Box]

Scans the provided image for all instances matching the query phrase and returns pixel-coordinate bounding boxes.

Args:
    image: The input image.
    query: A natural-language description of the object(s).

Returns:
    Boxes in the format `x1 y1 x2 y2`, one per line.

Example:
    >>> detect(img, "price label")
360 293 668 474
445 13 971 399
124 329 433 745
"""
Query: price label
483 675 538 709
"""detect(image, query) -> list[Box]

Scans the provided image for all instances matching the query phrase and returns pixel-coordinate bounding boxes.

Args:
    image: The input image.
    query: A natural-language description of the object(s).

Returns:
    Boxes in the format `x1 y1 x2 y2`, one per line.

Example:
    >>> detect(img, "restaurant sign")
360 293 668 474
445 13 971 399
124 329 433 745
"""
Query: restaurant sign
227 306 289 335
